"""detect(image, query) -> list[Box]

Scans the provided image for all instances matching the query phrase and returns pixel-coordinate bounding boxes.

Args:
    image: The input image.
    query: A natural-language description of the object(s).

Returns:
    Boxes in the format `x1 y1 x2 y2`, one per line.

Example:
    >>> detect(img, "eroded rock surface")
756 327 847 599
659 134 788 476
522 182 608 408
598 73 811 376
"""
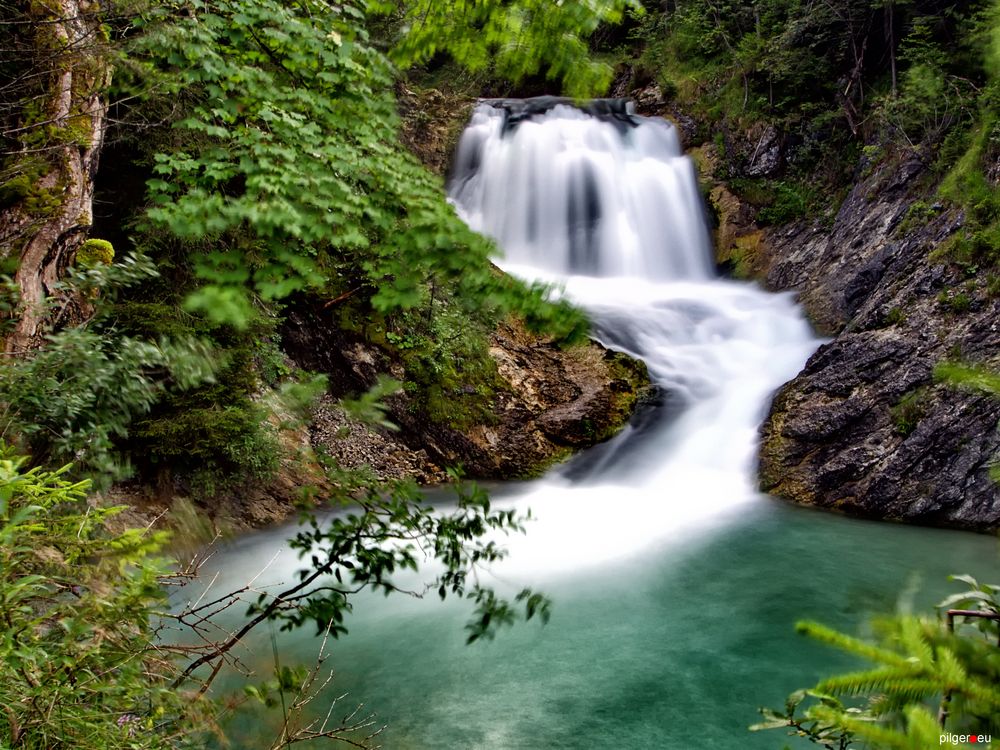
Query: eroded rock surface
282 297 649 484
758 156 1000 530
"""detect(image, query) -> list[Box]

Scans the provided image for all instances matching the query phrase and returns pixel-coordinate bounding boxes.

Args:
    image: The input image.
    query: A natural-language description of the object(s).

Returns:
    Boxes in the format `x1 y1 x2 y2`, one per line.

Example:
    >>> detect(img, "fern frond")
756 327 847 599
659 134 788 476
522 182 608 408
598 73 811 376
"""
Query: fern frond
797 620 911 668
898 616 935 669
811 704 911 749
817 668 934 699
829 704 944 750
868 680 945 712
904 705 951 749
936 644 970 689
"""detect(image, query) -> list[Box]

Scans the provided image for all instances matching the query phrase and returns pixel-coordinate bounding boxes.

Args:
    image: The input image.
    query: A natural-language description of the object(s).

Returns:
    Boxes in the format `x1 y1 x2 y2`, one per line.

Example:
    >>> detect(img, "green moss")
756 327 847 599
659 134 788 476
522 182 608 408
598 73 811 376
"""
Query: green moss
515 446 575 480
374 293 508 431
891 387 931 436
595 350 650 443
0 159 63 217
722 231 765 281
0 174 33 209
76 238 115 267
0 145 78 219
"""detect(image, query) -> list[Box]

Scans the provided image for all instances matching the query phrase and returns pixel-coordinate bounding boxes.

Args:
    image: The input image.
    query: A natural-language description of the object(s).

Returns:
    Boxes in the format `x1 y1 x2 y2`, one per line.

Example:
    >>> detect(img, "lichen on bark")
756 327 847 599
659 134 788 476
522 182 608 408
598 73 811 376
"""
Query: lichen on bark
0 0 111 352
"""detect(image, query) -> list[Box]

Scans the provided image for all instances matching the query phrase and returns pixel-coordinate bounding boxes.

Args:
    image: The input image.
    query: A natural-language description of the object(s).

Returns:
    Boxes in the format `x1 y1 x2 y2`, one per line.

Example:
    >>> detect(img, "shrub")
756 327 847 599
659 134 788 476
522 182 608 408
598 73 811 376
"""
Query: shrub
757 181 813 225
100 297 288 494
730 178 815 226
0 447 210 748
0 327 217 484
891 387 930 436
132 402 280 496
753 575 1000 749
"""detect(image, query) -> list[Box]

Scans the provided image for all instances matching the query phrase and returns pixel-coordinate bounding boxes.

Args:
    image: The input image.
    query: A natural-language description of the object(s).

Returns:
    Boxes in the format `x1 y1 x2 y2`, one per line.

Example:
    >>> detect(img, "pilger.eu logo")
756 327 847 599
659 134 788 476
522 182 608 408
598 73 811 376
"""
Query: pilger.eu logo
940 733 992 745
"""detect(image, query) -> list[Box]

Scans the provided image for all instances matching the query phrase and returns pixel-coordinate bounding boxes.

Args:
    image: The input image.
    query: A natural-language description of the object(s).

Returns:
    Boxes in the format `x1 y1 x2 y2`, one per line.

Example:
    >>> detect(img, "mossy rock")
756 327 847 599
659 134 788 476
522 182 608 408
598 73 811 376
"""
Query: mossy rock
76 238 114 267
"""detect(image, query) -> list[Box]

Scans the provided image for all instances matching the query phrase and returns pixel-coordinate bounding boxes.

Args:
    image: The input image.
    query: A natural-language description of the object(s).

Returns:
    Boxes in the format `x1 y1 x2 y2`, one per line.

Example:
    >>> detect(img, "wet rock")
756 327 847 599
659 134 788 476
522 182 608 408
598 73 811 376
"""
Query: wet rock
745 125 782 177
760 153 929 334
632 85 699 147
281 296 649 484
688 142 765 276
759 155 1000 531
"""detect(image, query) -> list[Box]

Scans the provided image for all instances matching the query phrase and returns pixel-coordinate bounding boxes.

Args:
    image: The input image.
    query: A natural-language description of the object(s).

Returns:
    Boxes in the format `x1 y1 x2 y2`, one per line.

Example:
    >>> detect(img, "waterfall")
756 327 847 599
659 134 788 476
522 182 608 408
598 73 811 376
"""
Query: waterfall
448 98 821 574
450 100 714 280
193 99 1000 750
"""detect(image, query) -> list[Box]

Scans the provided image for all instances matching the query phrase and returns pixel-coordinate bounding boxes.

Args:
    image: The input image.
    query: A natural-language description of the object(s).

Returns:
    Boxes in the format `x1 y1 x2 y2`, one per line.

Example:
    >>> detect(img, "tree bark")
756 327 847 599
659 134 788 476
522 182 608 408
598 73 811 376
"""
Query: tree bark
0 0 110 353
885 1 897 97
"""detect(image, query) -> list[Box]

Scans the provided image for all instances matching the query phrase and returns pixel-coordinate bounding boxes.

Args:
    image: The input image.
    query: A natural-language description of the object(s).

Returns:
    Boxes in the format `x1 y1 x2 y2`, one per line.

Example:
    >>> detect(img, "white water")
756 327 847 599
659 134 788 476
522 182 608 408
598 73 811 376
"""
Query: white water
451 104 713 279
193 101 821 616
448 102 821 579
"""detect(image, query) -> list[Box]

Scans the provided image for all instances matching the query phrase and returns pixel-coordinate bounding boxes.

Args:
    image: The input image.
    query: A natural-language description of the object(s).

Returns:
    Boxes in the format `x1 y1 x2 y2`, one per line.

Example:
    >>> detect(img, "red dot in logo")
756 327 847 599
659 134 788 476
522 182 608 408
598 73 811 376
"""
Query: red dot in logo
971 737 978 744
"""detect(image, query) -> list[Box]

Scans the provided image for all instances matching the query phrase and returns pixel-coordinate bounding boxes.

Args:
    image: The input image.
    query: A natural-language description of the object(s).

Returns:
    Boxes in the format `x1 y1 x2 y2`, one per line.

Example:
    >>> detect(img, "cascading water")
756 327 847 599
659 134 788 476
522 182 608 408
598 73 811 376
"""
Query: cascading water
198 99 1000 749
445 99 820 575
451 99 712 279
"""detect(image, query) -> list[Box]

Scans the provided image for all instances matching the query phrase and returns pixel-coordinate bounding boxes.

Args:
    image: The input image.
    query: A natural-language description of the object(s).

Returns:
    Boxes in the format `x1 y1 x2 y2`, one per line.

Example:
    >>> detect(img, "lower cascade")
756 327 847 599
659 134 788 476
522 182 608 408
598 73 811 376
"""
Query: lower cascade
201 99 1000 749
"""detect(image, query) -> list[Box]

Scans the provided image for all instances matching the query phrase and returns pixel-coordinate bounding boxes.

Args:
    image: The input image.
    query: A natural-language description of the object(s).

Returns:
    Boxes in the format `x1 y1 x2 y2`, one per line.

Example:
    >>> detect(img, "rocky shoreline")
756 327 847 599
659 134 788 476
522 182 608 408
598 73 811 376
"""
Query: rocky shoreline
633 77 1000 531
757 155 1000 531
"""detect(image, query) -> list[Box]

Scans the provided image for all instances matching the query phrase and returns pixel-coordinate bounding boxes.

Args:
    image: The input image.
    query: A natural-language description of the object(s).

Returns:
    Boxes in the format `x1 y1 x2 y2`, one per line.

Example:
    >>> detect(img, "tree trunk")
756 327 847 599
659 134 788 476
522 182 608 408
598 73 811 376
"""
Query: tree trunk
885 1 897 97
0 0 110 353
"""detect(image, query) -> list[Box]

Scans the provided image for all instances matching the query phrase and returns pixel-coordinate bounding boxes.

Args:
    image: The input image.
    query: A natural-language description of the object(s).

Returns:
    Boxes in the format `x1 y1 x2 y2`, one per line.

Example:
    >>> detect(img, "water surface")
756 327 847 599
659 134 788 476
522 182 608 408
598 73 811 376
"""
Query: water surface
203 495 999 749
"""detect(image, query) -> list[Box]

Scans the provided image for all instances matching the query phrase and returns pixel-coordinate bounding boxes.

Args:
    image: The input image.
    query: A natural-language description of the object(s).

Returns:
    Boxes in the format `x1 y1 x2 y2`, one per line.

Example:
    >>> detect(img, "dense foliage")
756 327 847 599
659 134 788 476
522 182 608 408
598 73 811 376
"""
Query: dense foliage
1 0 610 490
128 0 617 331
385 0 639 97
0 255 221 483
4 0 1000 748
623 0 1000 221
754 576 1000 749
0 449 207 748
0 2 630 747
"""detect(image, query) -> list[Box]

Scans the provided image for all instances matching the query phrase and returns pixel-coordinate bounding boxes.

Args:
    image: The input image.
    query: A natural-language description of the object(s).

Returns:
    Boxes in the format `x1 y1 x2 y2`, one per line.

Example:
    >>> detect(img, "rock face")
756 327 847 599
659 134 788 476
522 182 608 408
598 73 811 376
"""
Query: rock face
282 297 649 484
758 154 1000 530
